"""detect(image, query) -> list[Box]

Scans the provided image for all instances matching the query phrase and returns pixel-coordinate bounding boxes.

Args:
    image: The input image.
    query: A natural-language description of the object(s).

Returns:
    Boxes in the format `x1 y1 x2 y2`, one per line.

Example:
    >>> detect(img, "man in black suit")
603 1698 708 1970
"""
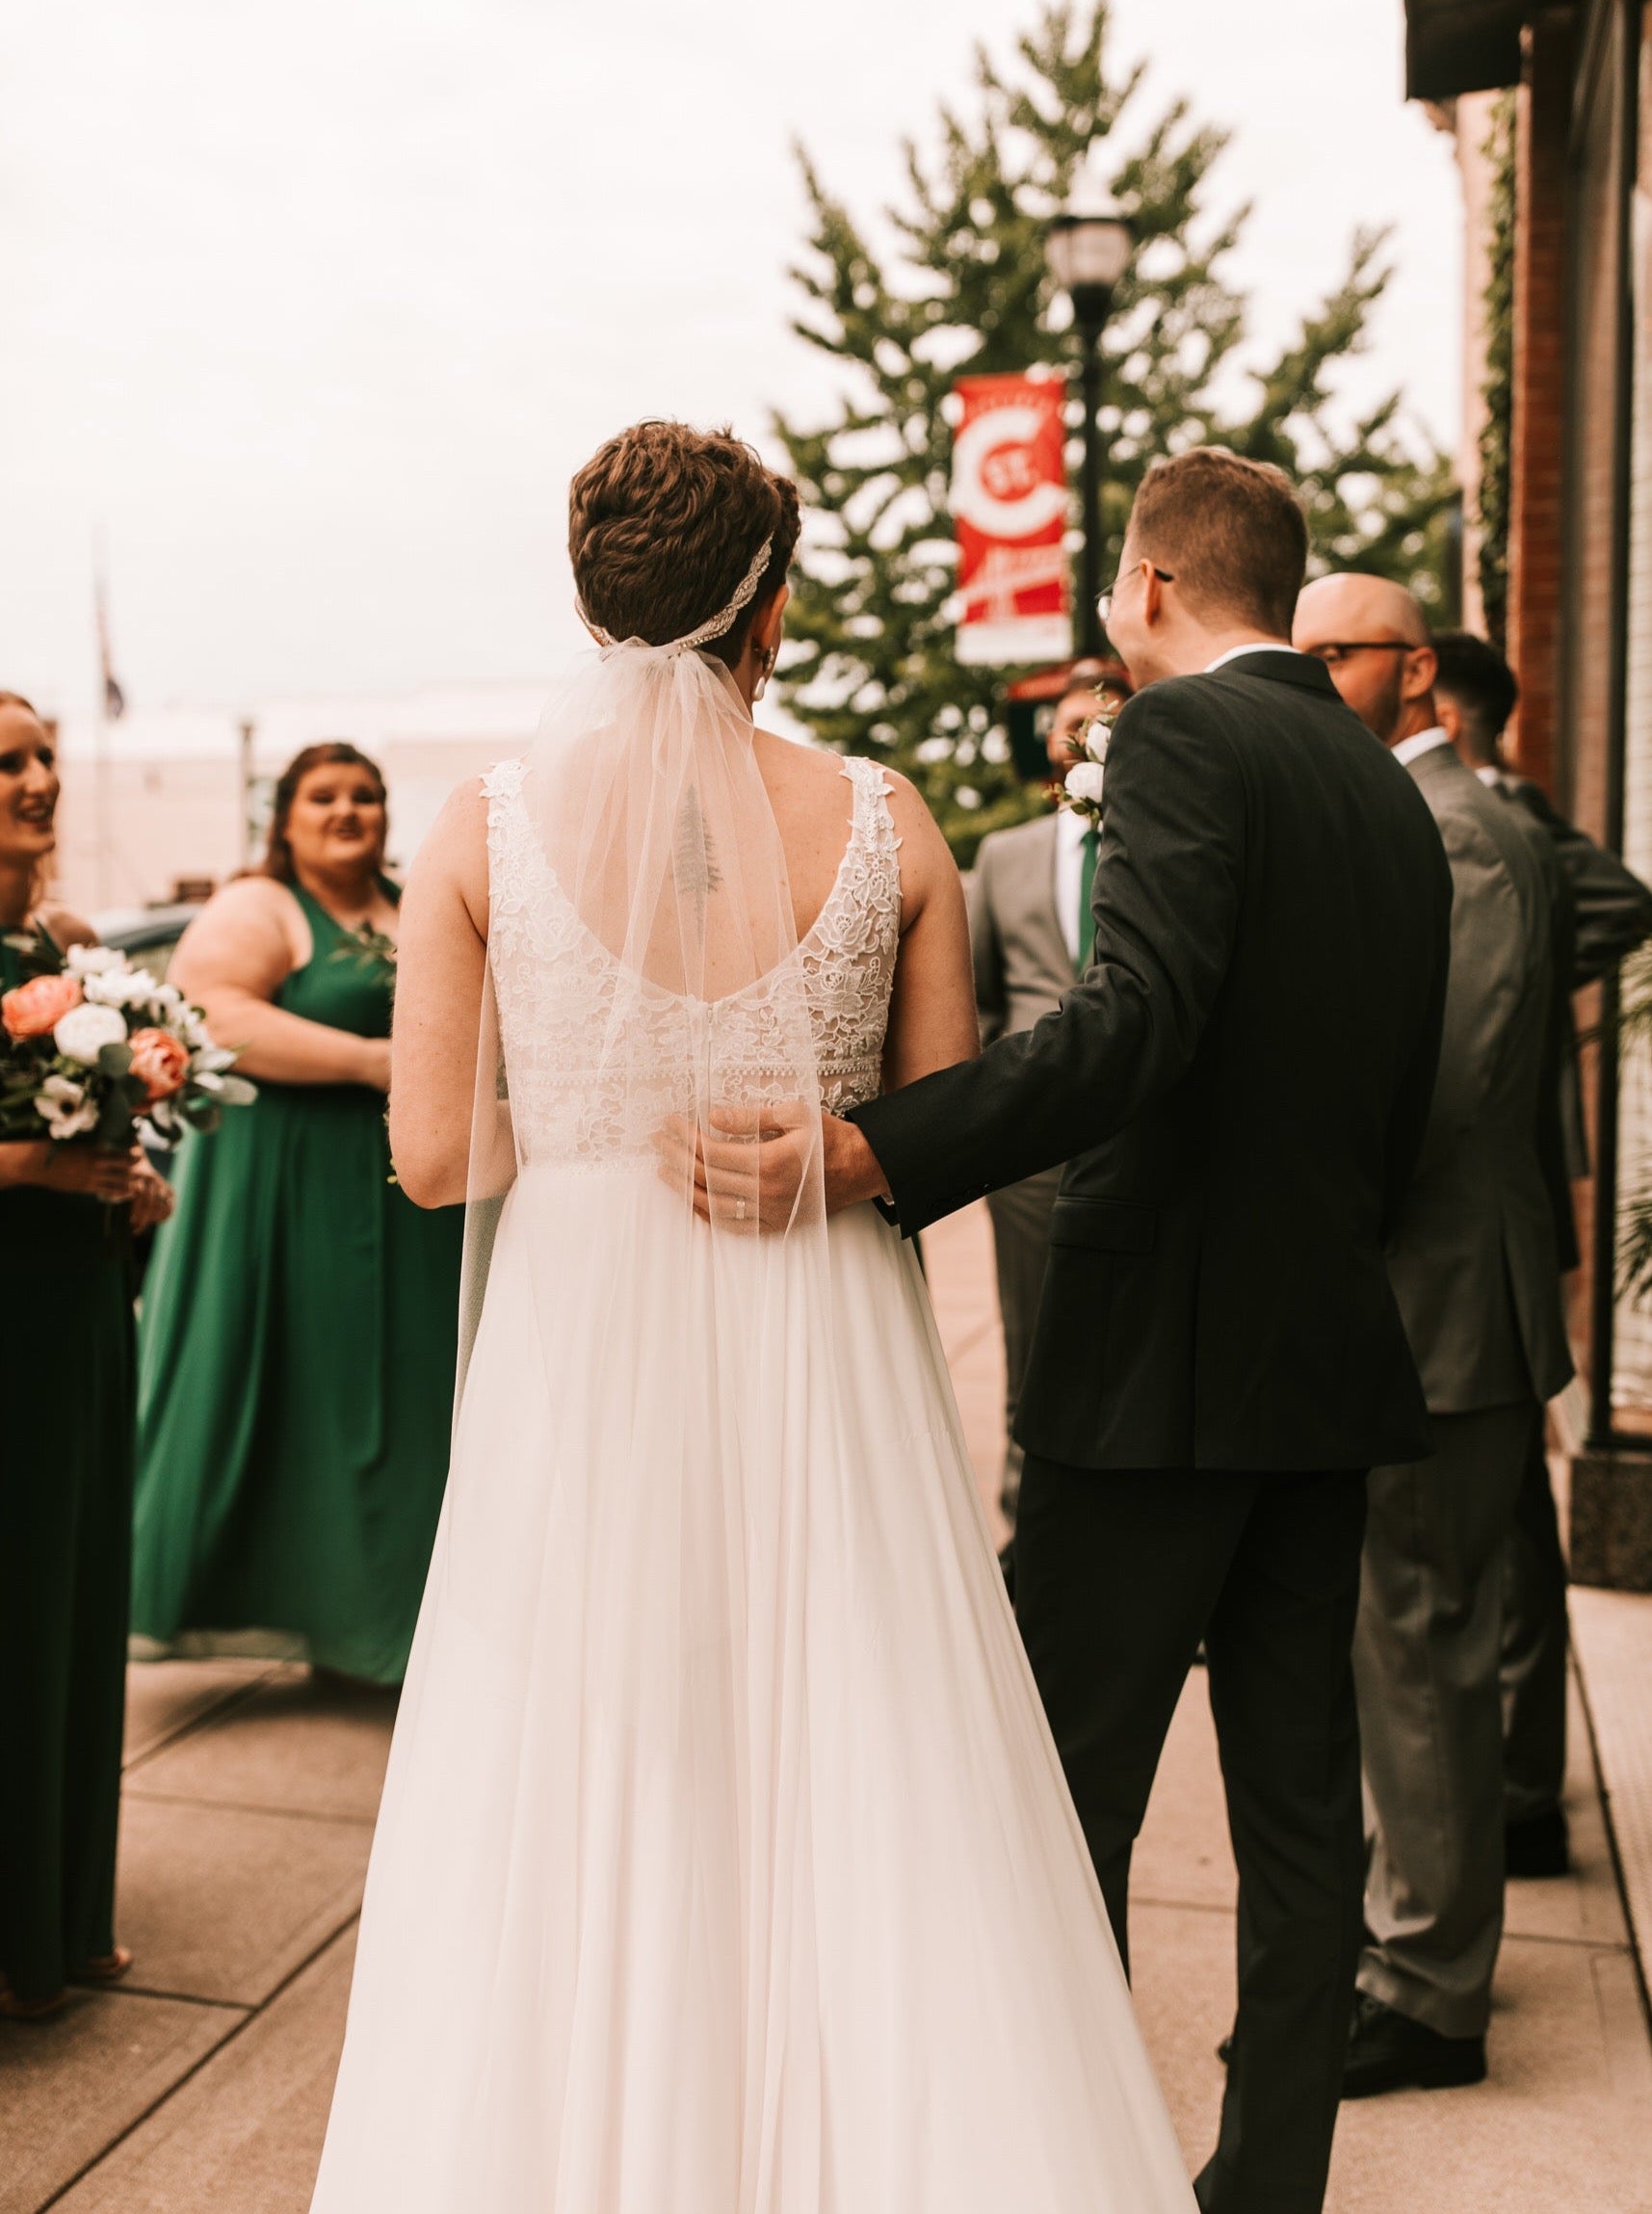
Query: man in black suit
694 451 1452 2214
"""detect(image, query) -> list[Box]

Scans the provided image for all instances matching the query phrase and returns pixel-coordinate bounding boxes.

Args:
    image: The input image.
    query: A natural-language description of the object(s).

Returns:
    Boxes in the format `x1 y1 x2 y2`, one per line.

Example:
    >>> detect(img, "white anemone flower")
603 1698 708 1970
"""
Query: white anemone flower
35 1074 99 1139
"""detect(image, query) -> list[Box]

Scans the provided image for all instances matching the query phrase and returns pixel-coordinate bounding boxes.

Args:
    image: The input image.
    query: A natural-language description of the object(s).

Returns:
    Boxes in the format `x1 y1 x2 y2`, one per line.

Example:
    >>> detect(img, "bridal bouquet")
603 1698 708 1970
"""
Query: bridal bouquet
0 942 255 1151
1057 703 1116 831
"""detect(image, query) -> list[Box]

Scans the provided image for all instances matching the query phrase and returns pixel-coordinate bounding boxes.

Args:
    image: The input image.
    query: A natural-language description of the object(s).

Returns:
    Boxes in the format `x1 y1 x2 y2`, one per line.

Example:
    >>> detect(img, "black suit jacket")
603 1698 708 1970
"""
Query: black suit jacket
852 651 1453 1473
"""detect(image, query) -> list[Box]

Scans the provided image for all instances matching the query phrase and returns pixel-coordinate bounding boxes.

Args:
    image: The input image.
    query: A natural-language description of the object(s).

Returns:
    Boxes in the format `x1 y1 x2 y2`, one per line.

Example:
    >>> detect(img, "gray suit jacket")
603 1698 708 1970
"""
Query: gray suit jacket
969 810 1074 1046
1392 743 1573 1413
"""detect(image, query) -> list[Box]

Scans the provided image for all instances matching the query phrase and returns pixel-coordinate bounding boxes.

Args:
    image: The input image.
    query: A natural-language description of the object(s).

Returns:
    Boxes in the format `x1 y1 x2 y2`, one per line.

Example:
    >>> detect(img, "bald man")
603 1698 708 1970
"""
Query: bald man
1295 576 1572 2096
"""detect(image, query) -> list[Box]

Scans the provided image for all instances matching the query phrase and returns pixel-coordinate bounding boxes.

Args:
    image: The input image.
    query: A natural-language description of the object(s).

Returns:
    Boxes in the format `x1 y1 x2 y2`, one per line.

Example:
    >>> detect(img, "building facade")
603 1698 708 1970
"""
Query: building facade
1410 0 1652 1577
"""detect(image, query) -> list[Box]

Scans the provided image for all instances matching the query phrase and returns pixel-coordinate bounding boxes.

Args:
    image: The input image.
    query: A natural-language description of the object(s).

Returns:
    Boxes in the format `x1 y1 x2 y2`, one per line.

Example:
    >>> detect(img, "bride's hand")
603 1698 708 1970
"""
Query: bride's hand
653 1106 808 1230
652 1106 888 1229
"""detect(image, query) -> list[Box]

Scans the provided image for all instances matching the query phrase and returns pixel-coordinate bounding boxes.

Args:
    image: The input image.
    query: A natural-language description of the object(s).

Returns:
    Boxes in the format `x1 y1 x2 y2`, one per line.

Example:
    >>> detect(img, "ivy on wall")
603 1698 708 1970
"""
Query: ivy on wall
1477 90 1517 653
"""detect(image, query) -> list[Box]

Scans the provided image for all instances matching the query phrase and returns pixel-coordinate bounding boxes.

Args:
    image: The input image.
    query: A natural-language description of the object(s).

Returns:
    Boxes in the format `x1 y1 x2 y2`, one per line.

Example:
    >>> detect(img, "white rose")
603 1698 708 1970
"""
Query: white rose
1064 762 1107 804
54 1001 130 1065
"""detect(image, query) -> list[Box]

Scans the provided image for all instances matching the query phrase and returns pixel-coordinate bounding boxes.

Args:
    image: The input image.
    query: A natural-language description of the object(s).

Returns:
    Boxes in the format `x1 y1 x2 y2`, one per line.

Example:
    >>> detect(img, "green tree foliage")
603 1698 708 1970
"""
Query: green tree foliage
772 1 1458 863
1476 91 1517 653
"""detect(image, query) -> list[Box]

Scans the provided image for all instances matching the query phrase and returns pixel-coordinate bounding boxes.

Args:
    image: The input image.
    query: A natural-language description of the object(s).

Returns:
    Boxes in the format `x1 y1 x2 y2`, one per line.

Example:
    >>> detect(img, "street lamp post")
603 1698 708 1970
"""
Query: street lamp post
1047 184 1133 658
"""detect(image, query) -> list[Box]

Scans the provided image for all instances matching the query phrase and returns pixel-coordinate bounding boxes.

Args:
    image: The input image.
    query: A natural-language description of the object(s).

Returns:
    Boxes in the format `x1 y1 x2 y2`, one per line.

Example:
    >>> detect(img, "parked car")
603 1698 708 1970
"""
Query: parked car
90 902 203 981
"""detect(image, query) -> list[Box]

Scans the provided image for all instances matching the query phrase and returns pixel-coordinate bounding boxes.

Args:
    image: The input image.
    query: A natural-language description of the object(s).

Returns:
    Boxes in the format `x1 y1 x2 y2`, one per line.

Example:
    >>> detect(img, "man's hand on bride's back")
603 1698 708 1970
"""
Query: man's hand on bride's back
652 1106 890 1230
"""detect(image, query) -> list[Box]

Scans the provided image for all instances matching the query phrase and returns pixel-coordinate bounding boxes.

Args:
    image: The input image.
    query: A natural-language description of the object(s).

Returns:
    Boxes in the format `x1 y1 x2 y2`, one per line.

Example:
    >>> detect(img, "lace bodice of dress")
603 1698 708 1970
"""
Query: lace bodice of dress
483 753 903 1164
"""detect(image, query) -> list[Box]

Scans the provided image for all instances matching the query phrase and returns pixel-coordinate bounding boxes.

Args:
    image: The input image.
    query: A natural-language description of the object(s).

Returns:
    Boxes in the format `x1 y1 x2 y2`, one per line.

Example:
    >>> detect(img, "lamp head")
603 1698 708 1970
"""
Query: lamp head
1047 165 1133 326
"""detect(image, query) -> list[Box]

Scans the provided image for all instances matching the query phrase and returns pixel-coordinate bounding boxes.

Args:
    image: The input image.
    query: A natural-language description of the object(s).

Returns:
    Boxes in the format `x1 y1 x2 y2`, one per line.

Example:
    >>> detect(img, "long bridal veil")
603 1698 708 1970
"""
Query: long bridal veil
380 635 852 2201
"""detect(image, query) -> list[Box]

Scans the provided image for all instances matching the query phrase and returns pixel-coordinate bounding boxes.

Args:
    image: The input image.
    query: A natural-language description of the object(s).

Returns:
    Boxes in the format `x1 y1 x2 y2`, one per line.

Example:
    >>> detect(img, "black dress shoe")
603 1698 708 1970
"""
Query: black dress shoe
1506 1806 1570 1879
1341 1991 1485 2098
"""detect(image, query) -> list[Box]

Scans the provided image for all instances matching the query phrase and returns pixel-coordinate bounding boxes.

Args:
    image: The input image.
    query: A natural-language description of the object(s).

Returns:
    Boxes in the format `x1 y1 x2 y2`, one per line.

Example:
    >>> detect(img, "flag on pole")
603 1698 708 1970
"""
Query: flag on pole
949 372 1072 667
94 557 126 721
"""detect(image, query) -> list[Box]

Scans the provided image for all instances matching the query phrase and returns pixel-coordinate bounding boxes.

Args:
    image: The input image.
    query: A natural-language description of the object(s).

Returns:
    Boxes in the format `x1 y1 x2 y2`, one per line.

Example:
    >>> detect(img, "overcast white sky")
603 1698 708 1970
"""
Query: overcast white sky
0 0 1461 719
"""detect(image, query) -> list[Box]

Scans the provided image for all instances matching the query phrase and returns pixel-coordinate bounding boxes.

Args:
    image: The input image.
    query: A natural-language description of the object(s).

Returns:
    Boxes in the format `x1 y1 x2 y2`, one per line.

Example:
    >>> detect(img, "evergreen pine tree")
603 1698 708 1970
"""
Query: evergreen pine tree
773 2 1457 862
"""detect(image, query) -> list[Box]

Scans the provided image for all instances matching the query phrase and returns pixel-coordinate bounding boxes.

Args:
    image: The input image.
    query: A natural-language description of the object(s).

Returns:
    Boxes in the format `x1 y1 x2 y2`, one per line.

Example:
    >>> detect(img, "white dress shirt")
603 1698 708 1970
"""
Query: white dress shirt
1392 725 1454 769
1054 802 1091 965
1204 641 1303 673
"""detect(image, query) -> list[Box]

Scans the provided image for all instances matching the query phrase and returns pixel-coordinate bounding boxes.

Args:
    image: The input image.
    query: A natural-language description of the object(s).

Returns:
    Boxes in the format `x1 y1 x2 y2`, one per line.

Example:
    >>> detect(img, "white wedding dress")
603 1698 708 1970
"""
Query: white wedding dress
309 722 1195 2210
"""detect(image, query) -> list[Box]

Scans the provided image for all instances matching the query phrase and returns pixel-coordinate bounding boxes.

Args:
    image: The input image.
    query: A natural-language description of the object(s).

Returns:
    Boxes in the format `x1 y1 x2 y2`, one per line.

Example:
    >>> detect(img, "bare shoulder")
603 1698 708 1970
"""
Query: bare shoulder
430 773 492 868
192 873 300 939
867 763 962 930
168 873 301 996
750 727 848 794
37 904 97 949
876 763 956 866
187 872 302 950
406 774 492 933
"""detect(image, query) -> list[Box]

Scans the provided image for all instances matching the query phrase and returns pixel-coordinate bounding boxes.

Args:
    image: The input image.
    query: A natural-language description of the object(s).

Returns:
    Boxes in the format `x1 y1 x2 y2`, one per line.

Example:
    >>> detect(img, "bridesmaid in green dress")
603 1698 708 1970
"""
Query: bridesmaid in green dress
132 744 464 1687
0 693 172 2017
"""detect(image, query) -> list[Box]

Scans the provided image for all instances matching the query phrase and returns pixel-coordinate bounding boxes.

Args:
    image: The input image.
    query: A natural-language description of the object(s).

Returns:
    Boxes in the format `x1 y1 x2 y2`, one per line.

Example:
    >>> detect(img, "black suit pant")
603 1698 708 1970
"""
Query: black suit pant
1014 1457 1368 2214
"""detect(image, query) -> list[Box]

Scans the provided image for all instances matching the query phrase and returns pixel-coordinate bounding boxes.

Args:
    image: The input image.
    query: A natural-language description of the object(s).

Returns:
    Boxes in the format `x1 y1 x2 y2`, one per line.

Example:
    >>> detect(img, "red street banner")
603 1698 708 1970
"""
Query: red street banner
950 372 1071 667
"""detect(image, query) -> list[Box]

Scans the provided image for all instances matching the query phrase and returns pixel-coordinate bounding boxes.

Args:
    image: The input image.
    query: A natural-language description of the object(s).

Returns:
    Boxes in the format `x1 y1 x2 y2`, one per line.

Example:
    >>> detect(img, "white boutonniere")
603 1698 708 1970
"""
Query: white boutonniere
1058 708 1116 830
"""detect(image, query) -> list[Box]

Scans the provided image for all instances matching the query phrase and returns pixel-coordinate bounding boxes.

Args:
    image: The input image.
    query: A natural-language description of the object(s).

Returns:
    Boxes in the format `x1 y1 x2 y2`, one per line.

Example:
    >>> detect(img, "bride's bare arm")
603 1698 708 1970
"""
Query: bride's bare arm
389 780 498 1209
879 774 979 1089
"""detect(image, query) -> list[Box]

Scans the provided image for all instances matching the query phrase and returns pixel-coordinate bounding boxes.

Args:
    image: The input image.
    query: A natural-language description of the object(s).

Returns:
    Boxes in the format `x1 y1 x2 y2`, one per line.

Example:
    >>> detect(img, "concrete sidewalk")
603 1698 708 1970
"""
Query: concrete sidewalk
6 1204 1652 2212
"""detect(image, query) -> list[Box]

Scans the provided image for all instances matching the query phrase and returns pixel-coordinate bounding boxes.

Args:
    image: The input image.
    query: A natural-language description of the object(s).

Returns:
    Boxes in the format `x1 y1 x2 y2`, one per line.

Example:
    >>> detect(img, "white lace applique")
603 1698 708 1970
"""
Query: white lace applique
484 753 903 1164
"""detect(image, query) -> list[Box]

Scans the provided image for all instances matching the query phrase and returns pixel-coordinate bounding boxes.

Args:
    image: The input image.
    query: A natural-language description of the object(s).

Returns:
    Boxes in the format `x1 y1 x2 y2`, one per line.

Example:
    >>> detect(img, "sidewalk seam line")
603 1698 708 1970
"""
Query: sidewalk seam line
121 1667 288 1779
1569 1646 1652 2038
32 1911 362 2214
121 1788 376 1828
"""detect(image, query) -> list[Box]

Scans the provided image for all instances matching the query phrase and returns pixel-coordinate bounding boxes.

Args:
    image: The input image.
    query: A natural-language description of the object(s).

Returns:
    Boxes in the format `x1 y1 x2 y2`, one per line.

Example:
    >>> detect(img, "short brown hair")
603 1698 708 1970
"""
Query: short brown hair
261 743 388 883
1127 448 1307 636
568 421 800 669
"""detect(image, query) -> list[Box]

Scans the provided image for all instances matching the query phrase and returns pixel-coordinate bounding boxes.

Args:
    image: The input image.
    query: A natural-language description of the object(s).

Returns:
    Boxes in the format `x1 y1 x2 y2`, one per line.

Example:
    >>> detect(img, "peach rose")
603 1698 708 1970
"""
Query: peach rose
2 971 83 1041
127 1027 191 1102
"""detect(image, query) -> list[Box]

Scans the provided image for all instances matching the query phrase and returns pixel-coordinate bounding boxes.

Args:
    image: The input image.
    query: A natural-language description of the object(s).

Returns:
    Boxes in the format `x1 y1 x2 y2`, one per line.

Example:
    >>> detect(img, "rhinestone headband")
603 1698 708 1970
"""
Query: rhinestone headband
589 534 776 654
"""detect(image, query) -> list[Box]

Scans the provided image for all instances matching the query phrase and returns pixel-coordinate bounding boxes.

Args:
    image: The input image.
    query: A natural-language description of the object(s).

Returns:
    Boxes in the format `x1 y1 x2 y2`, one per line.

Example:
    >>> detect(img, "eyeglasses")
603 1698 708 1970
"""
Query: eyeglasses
1097 566 1174 629
1301 641 1415 669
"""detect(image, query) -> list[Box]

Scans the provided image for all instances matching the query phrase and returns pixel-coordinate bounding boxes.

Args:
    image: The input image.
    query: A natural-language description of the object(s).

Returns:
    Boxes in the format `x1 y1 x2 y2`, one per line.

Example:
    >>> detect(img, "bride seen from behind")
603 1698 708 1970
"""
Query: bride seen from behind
308 422 1196 2213
388 436 976 1216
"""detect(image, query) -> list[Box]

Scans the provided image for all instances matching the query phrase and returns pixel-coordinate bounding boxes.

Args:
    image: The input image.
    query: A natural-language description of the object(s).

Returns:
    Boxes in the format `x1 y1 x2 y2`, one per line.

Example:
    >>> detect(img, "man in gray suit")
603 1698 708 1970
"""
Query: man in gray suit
1434 630 1652 1878
971 670 1132 1520
1296 576 1572 2096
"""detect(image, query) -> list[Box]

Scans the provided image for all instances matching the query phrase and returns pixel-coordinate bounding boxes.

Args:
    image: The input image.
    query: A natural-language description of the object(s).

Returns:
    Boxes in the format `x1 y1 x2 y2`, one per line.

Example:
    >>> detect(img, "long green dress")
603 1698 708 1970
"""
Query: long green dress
0 923 135 2004
131 883 464 1686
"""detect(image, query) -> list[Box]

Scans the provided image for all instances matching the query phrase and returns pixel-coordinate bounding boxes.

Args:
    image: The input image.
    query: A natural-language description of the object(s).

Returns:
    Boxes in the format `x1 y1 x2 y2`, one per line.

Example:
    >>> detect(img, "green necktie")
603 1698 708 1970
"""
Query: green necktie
1076 827 1100 976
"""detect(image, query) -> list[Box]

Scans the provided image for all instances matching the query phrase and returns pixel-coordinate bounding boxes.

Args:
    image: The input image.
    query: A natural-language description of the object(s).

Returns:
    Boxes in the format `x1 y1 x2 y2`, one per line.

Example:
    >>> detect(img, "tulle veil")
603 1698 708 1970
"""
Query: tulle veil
453 544 826 1407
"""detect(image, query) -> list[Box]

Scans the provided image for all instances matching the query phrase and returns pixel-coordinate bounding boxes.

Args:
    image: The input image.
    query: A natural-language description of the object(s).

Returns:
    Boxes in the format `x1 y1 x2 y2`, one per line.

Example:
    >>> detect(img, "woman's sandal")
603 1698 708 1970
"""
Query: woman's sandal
69 1948 134 1987
0 1986 69 2020
0 1948 133 2016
